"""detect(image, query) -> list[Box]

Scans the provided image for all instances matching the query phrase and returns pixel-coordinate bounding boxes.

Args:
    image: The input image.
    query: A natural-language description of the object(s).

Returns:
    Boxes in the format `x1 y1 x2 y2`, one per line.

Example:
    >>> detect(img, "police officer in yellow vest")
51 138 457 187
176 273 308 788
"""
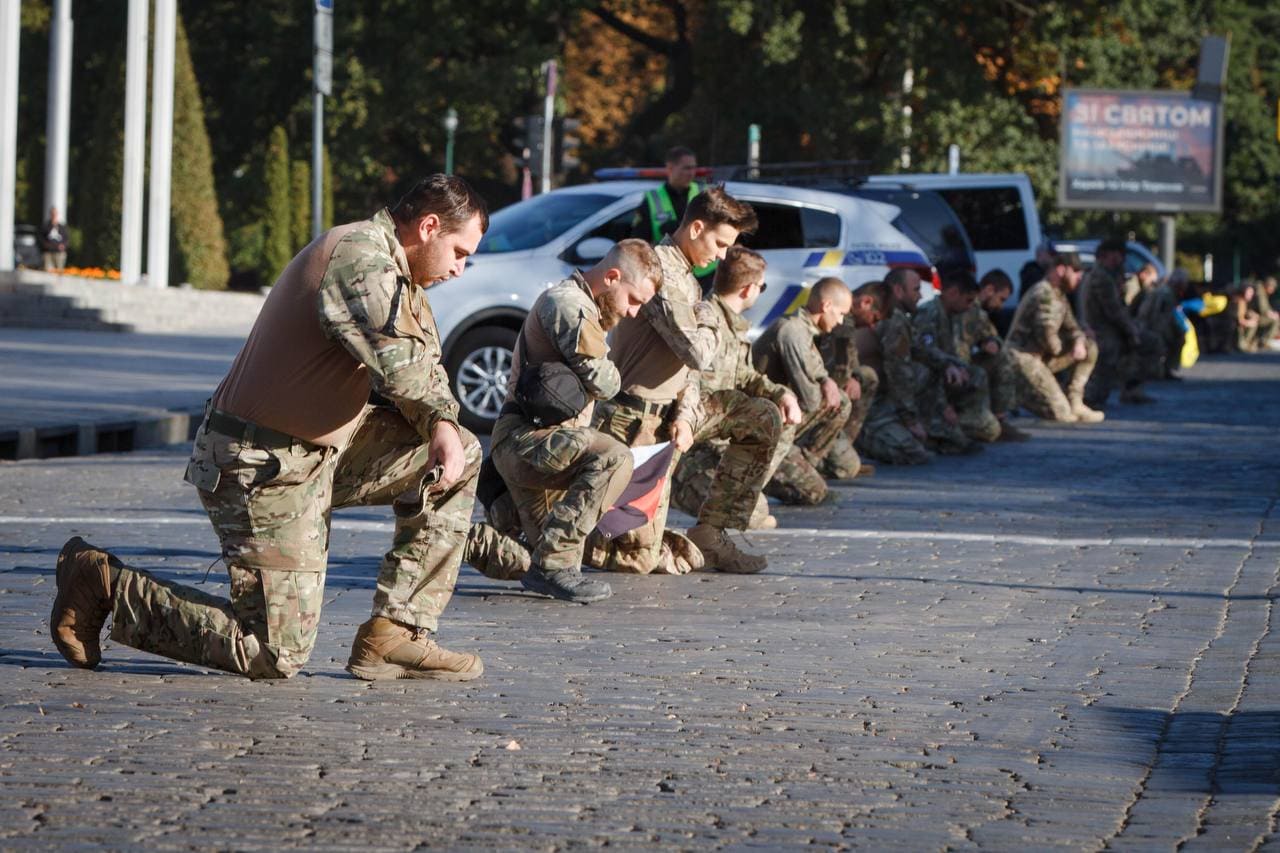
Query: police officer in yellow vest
632 146 717 279
632 146 700 242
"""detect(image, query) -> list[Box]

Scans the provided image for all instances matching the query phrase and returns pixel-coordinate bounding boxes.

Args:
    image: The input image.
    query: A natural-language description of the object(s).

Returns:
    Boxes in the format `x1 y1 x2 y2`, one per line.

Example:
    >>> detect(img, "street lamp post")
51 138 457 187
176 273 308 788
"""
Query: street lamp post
444 108 458 176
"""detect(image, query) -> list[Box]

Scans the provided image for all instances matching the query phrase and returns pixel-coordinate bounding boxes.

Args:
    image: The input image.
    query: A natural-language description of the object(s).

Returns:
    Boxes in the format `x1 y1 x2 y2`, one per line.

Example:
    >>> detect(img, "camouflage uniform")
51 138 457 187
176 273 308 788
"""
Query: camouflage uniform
1081 264 1160 403
669 295 789 521
854 313 931 465
110 210 523 679
586 240 714 575
954 304 1018 417
754 311 860 484
821 315 880 446
1005 279 1097 420
489 274 633 574
912 300 1001 442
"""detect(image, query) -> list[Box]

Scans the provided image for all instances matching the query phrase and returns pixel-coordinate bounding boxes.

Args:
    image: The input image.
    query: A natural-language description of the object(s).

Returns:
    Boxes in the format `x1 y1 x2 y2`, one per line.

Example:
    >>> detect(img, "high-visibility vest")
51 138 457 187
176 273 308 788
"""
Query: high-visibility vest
644 181 717 277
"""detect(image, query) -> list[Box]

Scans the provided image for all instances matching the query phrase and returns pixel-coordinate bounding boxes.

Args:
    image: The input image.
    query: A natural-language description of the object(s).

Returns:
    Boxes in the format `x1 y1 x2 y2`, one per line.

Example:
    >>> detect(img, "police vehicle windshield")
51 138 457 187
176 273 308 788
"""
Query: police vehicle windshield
477 192 619 254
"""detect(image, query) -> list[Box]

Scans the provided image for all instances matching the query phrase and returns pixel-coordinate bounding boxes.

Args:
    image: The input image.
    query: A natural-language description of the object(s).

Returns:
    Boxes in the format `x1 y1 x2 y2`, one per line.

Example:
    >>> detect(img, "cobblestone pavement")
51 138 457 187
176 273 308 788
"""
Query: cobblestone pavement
0 353 1277 850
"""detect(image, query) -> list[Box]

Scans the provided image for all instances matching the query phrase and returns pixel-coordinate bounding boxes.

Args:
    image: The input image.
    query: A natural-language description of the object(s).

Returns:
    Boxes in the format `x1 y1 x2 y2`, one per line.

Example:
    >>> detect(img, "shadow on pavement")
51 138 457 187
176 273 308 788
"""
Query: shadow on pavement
1093 706 1280 795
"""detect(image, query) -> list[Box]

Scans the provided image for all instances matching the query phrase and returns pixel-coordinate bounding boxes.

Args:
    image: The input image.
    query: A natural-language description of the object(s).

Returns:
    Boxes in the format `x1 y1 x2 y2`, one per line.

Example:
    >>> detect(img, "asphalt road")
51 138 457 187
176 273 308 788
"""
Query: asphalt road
0 352 1277 850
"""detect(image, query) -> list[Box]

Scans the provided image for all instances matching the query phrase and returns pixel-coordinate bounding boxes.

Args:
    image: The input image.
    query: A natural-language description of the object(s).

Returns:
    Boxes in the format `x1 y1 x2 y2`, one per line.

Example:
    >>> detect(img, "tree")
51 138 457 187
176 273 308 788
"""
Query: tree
75 41 126 270
290 159 311 252
261 126 292 283
169 13 230 288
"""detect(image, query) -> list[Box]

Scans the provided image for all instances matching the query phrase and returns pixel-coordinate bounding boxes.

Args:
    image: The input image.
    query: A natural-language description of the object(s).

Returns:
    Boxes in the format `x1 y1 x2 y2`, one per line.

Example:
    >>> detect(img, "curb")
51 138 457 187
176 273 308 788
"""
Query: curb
0 406 203 462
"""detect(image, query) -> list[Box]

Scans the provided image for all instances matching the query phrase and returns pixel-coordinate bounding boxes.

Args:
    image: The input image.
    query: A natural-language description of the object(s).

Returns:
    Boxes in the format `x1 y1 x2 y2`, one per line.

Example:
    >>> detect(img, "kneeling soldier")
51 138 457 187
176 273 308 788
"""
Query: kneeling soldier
911 269 1003 444
753 277 859 491
586 186 763 575
50 176 516 681
670 247 802 539
490 240 661 602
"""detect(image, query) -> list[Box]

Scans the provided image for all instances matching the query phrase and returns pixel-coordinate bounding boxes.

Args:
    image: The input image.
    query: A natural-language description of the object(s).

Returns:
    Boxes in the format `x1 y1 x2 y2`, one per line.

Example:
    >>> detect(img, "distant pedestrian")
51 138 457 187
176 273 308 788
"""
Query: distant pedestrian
39 206 68 271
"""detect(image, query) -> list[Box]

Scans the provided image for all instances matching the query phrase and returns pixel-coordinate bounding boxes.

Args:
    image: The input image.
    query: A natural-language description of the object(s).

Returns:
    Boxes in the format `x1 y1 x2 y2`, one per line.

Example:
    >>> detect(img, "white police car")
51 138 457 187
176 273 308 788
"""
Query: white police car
433 179 935 431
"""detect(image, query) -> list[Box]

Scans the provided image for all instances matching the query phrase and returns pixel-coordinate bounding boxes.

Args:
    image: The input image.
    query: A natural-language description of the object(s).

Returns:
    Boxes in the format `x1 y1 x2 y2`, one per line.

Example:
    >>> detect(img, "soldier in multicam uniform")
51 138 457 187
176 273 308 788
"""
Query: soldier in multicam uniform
753 278 860 493
911 269 1024 444
855 270 933 465
1081 238 1161 406
584 186 767 575
488 241 661 603
967 270 1030 441
820 280 885 472
669 247 803 534
1005 249 1104 424
49 176 525 681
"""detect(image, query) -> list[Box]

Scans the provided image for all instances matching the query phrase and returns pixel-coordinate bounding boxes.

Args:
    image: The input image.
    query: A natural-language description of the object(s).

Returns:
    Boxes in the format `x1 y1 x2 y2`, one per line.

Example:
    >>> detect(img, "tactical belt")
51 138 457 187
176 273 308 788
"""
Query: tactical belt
206 408 322 453
612 390 673 420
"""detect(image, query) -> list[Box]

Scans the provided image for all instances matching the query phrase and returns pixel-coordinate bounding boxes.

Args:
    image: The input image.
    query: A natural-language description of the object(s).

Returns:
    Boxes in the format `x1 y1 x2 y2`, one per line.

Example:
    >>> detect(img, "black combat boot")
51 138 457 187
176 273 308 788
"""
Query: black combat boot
521 565 612 604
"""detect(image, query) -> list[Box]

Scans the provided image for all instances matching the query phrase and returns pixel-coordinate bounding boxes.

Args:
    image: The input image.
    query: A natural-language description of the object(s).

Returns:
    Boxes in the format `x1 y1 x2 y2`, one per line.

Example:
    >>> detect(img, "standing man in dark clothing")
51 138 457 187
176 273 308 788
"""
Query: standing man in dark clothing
39 206 69 271
632 146 701 244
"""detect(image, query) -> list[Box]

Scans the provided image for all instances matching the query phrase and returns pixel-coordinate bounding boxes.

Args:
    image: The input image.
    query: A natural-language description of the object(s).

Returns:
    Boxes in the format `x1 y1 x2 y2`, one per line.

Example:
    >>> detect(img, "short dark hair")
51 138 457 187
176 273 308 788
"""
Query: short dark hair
1097 236 1127 255
853 280 888 310
665 145 695 165
979 269 1013 293
681 185 758 234
883 267 918 291
941 268 980 294
390 174 489 234
713 246 767 295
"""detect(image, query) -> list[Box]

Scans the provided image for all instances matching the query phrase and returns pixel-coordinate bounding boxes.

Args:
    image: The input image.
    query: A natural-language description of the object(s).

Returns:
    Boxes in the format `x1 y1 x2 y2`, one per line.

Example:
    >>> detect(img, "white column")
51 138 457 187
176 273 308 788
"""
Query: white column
146 0 176 288
43 0 72 221
0 0 20 271
120 0 148 284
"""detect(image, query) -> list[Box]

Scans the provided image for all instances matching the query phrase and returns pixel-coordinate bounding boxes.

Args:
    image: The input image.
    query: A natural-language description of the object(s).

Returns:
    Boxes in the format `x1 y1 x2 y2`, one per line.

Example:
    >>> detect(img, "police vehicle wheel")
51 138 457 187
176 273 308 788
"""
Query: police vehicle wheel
446 326 517 434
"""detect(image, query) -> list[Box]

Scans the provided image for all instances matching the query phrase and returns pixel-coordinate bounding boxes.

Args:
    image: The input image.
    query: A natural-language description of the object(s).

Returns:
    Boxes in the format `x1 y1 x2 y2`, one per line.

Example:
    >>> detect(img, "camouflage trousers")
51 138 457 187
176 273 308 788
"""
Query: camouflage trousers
971 349 1017 417
489 411 632 574
111 407 525 680
673 389 782 527
669 390 788 521
842 365 879 445
582 401 680 574
856 396 931 465
1009 341 1097 421
774 391 860 486
1086 328 1161 403
941 363 1001 443
913 378 977 452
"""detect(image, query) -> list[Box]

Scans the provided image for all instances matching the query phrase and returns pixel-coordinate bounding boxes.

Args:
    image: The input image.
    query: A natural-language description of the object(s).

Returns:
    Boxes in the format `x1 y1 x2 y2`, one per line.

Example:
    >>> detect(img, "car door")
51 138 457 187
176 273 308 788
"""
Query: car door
734 199 844 332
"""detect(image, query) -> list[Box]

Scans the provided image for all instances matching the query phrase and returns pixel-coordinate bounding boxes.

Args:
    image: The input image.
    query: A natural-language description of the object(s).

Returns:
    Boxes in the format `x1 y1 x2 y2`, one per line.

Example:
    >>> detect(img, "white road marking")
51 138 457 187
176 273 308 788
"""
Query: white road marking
0 516 1273 550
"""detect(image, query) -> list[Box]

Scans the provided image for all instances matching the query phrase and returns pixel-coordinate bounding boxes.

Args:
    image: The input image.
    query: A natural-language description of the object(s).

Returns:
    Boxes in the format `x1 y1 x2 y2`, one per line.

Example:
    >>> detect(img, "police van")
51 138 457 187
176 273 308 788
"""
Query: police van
433 179 935 431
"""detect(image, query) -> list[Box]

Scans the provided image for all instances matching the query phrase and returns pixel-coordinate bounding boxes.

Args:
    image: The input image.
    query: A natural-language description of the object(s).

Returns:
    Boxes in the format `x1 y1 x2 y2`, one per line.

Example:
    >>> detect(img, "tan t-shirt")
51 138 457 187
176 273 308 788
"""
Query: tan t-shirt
212 220 391 447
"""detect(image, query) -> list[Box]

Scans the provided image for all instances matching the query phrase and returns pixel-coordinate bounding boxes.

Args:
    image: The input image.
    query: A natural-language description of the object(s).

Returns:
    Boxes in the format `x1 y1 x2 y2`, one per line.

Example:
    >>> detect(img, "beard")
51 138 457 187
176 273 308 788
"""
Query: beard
594 291 623 331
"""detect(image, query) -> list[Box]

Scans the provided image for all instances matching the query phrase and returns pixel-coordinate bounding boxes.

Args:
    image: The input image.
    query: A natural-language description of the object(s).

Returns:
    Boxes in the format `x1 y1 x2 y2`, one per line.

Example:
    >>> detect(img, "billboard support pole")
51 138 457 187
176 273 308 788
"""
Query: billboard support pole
1159 215 1175 274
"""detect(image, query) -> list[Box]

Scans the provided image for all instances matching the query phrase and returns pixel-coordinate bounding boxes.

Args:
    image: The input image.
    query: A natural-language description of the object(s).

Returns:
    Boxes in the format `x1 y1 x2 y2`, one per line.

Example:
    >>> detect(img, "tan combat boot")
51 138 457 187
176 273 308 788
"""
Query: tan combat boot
50 537 118 669
1069 395 1105 423
346 617 483 681
686 524 767 574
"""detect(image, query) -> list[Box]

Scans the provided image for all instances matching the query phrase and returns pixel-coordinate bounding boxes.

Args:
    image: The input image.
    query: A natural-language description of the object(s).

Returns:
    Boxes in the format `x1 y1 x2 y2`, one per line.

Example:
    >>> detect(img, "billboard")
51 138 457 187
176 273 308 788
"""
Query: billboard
1059 89 1223 213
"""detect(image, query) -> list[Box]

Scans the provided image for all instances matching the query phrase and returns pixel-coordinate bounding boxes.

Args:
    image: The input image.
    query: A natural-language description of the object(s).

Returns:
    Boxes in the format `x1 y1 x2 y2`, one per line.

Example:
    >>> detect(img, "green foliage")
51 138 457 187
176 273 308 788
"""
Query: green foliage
75 42 126 270
170 14 230 289
290 159 311 252
261 126 292 284
322 146 334 230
